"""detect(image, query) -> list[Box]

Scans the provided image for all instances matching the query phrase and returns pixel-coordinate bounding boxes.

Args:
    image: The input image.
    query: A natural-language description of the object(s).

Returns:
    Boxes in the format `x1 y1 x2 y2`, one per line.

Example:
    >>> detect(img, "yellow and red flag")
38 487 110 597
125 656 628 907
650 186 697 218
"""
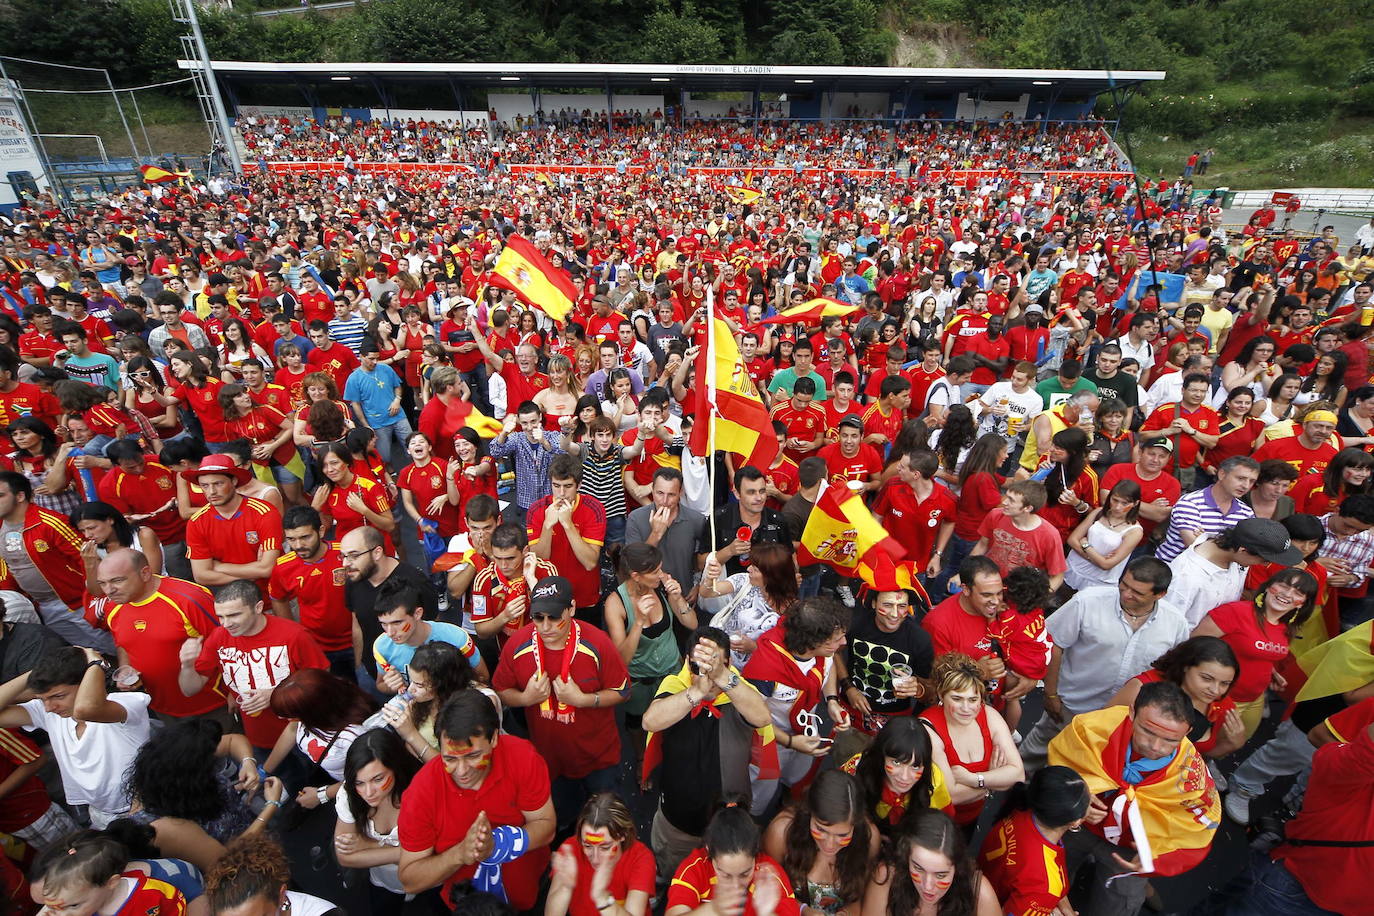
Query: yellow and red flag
1049 706 1219 877
489 235 577 322
725 184 763 205
762 296 861 325
443 398 503 440
140 164 189 184
688 304 778 472
798 484 905 575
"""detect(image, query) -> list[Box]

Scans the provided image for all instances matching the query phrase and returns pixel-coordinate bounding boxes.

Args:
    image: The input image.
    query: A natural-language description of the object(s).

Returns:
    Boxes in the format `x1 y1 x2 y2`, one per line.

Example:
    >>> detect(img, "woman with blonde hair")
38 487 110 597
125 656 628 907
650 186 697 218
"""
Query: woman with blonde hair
919 653 1024 830
536 353 582 431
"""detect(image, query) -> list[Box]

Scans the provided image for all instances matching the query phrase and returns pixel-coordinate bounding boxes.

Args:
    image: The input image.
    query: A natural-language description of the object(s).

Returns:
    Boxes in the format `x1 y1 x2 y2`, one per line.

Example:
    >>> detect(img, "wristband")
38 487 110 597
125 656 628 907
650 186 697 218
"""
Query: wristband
316 787 329 805
264 799 283 810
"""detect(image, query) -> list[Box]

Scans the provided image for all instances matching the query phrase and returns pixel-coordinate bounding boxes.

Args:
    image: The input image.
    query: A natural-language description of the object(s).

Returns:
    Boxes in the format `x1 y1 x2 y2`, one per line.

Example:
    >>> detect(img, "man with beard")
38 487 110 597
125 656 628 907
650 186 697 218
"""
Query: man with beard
340 525 439 681
1005 304 1051 368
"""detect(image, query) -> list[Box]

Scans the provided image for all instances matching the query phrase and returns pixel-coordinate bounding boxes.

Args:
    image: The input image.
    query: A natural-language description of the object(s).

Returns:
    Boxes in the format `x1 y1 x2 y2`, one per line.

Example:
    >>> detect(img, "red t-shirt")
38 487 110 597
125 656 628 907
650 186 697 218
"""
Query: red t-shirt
100 577 226 717
0 727 54 831
525 494 607 608
307 342 361 392
1253 435 1340 478
817 441 883 488
976 509 1067 579
875 480 955 564
248 382 294 417
770 401 826 462
558 838 656 916
922 595 997 660
0 381 60 428
321 475 394 553
470 558 560 644
171 377 229 441
1324 696 1374 743
764 458 800 510
1271 724 1374 916
1140 403 1220 469
97 461 187 545
860 400 905 444
1206 600 1290 703
954 470 1005 541
274 365 310 408
298 290 335 324
1100 463 1182 537
396 736 553 911
397 458 463 538
500 361 550 407
668 851 799 916
193 614 328 747
967 334 1011 385
981 808 1069 916
907 366 946 417
268 545 354 652
491 621 629 779
185 496 283 588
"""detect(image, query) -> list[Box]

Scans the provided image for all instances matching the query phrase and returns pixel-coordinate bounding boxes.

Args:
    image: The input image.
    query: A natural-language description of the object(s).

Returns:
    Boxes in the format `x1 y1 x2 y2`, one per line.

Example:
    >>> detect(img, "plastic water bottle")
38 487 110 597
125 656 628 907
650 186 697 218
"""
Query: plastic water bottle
381 690 413 733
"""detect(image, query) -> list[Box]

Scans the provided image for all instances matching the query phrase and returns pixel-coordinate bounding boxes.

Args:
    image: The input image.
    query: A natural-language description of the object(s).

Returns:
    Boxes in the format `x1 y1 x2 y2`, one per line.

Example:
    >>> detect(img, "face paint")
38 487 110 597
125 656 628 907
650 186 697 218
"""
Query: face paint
397 621 414 638
1136 709 1190 743
378 774 395 794
810 823 854 847
582 830 609 846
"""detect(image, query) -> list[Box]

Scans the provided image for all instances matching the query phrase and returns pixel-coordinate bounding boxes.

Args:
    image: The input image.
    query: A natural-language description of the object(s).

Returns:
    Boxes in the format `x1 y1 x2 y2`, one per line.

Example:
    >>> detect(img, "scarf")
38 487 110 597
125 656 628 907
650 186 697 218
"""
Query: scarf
532 619 580 724
1122 745 1177 785
1049 706 1218 878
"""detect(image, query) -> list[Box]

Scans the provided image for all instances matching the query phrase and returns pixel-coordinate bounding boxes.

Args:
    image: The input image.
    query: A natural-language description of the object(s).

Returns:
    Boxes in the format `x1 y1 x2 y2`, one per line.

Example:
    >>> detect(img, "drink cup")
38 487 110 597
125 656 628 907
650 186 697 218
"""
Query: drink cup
113 666 140 689
890 663 913 691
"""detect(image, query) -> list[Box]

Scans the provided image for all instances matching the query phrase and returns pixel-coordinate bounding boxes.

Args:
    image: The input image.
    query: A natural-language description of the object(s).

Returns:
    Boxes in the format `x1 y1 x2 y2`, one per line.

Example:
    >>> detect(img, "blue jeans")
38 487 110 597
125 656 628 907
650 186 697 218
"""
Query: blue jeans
371 415 414 471
604 514 627 545
929 534 977 602
799 566 824 598
1220 853 1339 916
551 763 620 832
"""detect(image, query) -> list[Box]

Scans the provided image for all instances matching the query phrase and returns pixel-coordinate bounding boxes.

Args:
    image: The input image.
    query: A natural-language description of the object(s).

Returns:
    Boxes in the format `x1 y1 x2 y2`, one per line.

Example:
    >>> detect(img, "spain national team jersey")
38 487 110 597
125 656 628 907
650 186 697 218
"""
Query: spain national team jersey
186 496 284 583
268 544 354 651
981 808 1069 916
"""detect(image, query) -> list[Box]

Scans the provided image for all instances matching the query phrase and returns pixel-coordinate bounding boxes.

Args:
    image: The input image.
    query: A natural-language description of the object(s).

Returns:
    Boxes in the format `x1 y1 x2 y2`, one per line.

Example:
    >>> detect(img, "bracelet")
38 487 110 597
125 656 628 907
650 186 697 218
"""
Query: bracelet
1044 693 1060 700
316 786 329 805
242 756 256 766
263 799 283 810
824 694 839 704
593 692 601 708
597 899 616 911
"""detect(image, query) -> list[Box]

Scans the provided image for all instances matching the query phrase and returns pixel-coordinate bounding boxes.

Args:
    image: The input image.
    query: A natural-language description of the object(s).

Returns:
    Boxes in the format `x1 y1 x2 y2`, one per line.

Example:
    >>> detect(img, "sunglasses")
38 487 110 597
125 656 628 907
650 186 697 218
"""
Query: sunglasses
529 611 564 622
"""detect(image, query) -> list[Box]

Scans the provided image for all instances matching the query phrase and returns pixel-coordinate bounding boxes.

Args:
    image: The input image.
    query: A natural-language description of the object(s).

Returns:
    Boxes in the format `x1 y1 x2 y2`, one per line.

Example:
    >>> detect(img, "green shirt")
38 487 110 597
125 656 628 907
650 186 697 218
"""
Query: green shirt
768 368 828 400
1034 376 1099 409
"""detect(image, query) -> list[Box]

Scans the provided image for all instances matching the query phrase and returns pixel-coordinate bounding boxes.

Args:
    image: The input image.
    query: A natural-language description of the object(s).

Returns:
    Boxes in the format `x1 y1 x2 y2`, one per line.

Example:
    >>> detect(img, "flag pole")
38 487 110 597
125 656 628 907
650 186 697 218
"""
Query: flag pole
705 281 718 559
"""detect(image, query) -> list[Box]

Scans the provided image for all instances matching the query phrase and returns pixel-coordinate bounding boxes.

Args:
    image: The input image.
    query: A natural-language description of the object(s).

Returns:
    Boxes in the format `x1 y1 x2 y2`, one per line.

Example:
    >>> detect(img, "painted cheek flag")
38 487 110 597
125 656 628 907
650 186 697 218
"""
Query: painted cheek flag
489 235 577 323
139 164 189 184
798 484 906 575
688 295 778 472
761 296 861 326
725 184 763 206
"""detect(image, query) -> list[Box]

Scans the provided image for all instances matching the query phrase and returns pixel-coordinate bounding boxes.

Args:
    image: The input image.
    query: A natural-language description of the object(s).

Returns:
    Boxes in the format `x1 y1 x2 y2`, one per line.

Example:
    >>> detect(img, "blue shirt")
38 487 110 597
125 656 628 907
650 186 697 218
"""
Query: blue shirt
344 364 404 428
372 621 476 676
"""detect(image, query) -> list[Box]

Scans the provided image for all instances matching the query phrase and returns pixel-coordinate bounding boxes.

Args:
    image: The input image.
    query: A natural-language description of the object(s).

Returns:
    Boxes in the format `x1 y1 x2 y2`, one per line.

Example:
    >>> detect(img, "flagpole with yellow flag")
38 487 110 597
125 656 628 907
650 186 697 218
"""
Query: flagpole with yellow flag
705 283 718 558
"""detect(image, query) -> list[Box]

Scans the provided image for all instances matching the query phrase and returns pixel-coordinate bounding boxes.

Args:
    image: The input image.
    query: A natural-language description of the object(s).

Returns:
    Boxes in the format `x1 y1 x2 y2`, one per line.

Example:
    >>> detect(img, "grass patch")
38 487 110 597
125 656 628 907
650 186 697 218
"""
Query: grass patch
23 90 210 160
1126 117 1374 189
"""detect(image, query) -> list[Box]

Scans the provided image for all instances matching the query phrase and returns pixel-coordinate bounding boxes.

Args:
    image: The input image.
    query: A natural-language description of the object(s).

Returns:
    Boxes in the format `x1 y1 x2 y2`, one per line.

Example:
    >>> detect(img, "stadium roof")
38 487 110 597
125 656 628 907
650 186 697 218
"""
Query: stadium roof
177 61 1165 95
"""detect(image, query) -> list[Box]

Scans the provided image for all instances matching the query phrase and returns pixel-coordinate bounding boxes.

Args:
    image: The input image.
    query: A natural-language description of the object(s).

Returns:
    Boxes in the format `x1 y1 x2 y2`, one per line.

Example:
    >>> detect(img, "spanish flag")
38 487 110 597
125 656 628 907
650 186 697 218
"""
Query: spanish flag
1295 619 1374 702
762 296 861 326
444 398 504 440
139 164 189 183
798 485 905 575
688 308 777 472
489 235 577 322
1049 706 1219 877
725 184 763 206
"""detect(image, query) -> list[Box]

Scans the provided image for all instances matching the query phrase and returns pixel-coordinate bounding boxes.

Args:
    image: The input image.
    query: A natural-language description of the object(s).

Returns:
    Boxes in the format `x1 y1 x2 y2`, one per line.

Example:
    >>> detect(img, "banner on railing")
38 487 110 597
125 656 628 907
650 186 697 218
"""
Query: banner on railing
242 160 1133 184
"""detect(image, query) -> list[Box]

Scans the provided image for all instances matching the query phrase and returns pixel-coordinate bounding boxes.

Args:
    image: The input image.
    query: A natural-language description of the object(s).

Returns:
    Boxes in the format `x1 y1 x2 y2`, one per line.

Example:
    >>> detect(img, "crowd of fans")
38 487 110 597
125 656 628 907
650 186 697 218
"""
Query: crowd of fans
0 156 1372 916
237 113 1128 174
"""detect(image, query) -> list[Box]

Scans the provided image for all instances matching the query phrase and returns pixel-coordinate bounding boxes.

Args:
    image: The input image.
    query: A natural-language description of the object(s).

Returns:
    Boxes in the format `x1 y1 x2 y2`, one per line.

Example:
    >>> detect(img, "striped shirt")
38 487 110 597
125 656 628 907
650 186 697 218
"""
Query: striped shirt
1157 485 1254 562
328 316 370 355
579 445 628 519
1319 512 1374 595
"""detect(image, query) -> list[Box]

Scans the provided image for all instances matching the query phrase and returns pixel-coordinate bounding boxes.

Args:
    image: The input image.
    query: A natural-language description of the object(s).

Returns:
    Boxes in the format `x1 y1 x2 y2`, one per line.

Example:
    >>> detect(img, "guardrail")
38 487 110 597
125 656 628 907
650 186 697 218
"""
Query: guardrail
1230 190 1374 214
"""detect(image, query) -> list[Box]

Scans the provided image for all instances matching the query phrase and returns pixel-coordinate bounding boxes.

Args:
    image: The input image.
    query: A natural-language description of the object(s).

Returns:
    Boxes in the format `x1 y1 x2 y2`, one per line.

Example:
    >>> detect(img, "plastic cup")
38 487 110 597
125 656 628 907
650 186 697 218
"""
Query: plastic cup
846 479 865 492
890 663 913 691
113 665 140 689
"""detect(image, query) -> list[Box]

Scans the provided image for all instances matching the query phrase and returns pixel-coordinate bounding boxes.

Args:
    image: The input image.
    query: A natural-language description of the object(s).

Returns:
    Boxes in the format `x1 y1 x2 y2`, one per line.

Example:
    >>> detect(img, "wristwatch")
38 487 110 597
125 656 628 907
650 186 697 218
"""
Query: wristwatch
723 672 740 691
1080 539 1092 550
976 773 985 790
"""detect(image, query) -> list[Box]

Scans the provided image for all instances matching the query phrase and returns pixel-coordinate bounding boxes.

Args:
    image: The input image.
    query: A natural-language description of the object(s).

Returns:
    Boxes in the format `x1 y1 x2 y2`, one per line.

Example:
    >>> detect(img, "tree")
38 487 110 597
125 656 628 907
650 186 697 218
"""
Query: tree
640 10 726 64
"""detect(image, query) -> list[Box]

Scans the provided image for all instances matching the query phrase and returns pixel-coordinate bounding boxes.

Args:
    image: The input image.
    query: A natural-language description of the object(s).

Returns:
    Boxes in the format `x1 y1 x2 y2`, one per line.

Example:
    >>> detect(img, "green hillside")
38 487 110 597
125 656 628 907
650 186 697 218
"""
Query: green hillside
2 0 1369 186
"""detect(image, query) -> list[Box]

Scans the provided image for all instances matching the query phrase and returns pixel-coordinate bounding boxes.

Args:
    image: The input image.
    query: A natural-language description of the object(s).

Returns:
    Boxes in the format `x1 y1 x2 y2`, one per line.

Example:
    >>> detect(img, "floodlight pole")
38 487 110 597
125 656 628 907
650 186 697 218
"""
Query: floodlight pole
177 0 242 175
